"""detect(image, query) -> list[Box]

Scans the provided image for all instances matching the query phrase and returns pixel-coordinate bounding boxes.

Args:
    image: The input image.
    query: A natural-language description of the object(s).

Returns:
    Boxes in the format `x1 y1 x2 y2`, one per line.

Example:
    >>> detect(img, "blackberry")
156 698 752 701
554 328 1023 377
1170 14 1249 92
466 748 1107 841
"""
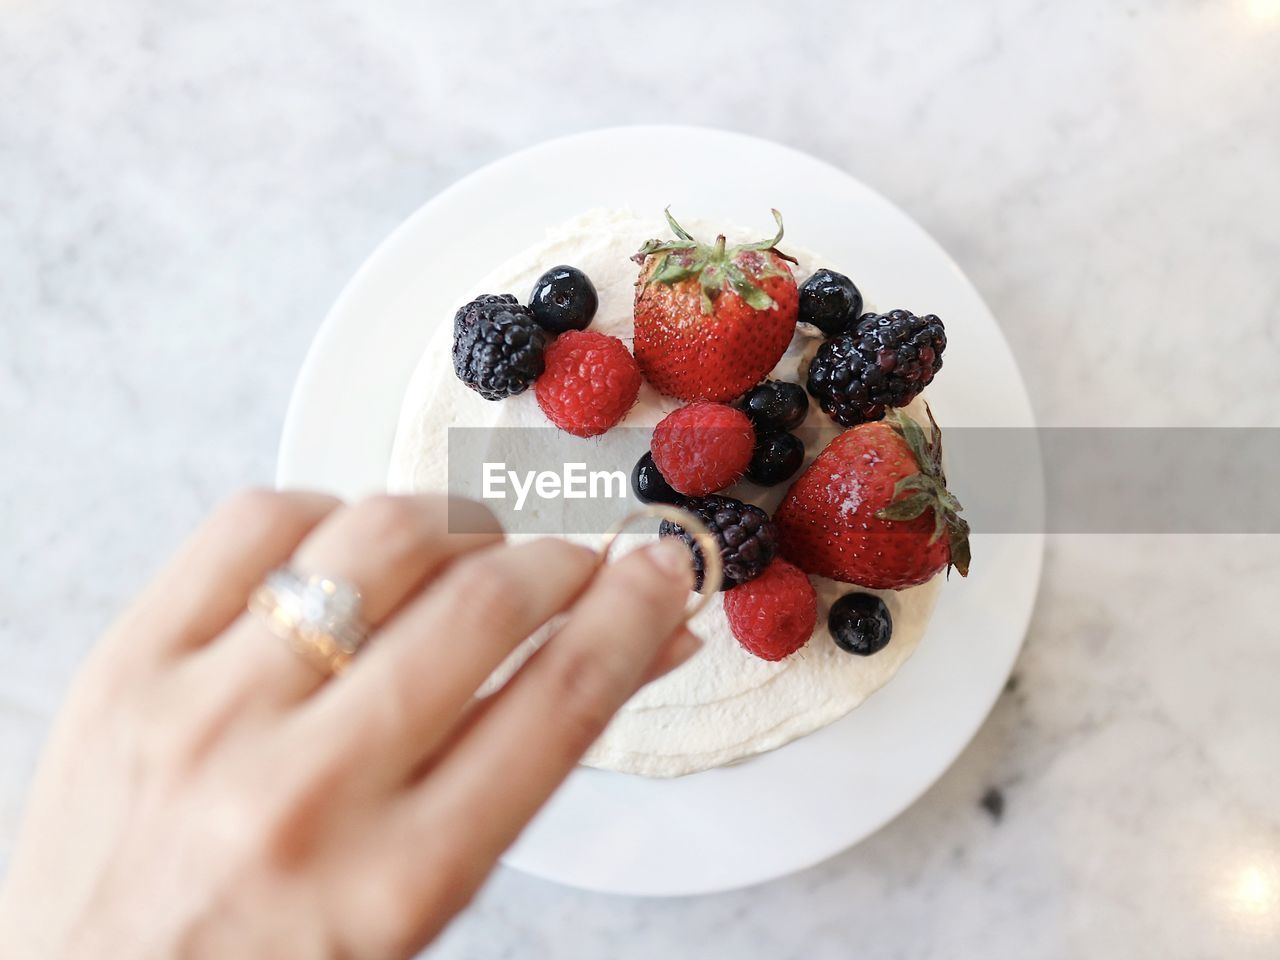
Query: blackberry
829 592 893 656
798 268 863 336
631 452 682 505
746 432 804 486
659 495 777 591
452 294 550 400
529 265 598 334
742 380 808 433
806 310 946 427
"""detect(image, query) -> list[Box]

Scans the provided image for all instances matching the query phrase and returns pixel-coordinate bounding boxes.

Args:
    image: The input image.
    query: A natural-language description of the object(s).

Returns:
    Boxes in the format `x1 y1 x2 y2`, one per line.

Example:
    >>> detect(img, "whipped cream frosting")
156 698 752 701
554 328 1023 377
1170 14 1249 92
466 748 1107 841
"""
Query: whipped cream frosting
388 209 942 777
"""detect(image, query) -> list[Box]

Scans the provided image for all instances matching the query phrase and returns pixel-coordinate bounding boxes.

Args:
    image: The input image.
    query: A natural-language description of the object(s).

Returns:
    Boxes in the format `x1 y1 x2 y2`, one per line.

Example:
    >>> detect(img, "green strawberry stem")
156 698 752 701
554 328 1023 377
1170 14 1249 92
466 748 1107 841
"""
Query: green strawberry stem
634 208 797 315
874 406 972 578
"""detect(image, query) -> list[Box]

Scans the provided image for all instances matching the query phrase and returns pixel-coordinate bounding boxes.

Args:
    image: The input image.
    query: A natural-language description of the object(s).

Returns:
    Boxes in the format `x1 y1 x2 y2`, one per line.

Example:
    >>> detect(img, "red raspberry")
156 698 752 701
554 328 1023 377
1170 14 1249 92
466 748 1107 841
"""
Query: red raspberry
723 559 817 661
650 402 755 496
535 331 642 437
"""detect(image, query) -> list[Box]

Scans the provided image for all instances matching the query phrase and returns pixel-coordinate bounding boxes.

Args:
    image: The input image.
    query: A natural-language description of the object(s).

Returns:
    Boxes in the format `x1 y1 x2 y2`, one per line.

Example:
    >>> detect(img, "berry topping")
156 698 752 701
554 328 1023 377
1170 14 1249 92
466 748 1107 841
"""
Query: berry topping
633 209 799 402
775 407 970 589
746 432 805 486
723 559 818 661
806 310 947 427
650 402 755 496
798 268 863 336
452 294 550 400
529 264 599 334
631 452 682 505
828 592 893 656
534 331 641 437
658 494 777 591
741 380 809 433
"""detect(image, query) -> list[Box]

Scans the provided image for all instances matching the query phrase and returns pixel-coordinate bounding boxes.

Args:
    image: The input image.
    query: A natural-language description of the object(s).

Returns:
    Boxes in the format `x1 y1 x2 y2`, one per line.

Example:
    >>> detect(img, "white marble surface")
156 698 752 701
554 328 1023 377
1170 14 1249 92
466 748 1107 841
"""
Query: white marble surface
3 0 1279 956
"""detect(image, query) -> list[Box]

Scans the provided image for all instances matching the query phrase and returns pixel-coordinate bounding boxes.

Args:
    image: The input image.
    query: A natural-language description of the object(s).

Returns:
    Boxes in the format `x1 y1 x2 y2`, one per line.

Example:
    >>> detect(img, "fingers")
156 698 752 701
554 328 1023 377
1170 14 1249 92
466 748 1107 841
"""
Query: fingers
392 538 696 872
639 626 703 685
198 495 503 706
291 537 600 791
101 490 341 665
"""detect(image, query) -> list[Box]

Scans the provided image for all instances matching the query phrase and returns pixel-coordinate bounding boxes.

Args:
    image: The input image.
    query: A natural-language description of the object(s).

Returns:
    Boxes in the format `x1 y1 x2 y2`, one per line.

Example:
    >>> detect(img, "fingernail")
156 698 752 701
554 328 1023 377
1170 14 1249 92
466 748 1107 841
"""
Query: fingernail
646 538 695 586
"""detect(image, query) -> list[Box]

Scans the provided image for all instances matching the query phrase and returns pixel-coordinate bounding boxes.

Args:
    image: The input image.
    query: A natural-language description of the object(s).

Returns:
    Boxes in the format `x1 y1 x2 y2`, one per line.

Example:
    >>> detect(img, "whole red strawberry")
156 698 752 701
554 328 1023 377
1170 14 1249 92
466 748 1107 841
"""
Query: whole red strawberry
633 209 799 402
774 407 971 589
536 330 641 437
650 402 755 496
723 559 818 661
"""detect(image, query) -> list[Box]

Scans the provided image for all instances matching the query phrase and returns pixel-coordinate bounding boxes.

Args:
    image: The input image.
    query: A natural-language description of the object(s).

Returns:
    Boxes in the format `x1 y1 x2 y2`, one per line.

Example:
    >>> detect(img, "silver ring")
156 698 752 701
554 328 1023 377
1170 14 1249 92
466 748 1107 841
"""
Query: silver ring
600 505 722 621
248 569 369 676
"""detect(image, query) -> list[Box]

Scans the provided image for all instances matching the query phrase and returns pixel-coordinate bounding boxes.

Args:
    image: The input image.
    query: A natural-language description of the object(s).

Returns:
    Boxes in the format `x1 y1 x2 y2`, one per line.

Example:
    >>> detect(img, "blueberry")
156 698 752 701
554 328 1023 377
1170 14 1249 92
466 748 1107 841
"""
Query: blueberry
746 432 805 486
529 265 598 334
798 268 863 336
742 380 808 433
829 593 893 656
631 452 682 505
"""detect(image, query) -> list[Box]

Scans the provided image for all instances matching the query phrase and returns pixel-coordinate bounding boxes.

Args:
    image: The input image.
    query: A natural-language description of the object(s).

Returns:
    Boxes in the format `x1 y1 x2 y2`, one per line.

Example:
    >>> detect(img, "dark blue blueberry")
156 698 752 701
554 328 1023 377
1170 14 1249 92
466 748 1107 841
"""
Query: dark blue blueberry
829 592 893 656
746 432 805 486
631 452 682 505
529 265 598 334
798 268 863 336
742 380 808 433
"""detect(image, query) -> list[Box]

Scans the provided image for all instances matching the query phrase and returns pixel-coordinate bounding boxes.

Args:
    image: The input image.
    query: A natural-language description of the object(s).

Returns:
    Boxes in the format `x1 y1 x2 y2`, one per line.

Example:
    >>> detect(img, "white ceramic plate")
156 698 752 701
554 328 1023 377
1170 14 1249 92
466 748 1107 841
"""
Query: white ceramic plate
278 126 1044 897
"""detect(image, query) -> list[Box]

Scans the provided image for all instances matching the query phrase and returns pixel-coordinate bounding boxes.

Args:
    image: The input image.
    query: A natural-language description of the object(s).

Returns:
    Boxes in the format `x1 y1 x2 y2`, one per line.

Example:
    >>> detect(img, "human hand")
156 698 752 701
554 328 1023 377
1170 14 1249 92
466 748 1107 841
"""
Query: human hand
0 492 699 959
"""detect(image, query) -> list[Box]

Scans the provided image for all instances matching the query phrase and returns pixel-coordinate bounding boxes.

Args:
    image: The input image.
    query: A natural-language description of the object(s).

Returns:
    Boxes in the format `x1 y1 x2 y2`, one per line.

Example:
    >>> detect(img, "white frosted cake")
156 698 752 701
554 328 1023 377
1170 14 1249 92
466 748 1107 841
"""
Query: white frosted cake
389 209 946 777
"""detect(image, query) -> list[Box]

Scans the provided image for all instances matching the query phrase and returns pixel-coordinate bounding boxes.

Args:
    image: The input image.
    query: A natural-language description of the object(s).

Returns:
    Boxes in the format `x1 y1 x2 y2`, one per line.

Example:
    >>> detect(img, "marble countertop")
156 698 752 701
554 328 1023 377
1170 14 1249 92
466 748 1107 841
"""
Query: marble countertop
3 1 1278 957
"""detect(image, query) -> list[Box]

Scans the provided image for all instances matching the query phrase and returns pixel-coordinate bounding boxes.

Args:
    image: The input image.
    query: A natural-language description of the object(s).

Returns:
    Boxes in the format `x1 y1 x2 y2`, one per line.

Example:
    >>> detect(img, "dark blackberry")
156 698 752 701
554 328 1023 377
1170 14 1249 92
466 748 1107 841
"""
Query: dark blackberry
742 380 808 433
745 432 804 486
631 452 682 505
829 592 893 656
658 494 777 591
529 265 598 334
452 294 550 400
798 268 863 336
806 309 946 427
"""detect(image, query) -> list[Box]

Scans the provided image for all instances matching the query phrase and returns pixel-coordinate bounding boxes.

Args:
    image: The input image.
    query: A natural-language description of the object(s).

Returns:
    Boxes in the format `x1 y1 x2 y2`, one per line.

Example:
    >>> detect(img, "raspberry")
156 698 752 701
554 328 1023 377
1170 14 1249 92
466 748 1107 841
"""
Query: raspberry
723 559 817 661
535 331 641 437
650 402 755 496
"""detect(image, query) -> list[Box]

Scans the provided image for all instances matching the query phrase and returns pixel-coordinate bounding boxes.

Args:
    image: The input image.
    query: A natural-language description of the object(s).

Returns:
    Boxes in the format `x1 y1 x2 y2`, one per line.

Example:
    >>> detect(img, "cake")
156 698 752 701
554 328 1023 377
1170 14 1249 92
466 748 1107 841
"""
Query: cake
388 208 966 777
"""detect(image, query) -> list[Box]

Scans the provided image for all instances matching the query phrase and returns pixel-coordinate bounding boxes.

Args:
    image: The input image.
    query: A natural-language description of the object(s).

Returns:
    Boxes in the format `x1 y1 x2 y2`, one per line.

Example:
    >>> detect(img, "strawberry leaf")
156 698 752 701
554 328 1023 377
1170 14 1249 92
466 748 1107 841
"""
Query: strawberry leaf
875 491 934 522
664 206 697 242
734 208 786 253
937 488 963 514
886 409 935 474
634 238 698 261
891 473 937 498
724 263 776 311
946 515 971 577
648 253 704 286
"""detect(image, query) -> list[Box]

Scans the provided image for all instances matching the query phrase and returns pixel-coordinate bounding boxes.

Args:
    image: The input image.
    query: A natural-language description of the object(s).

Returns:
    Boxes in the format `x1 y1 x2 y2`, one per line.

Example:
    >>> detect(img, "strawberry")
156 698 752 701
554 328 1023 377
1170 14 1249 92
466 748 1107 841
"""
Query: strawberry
774 407 971 589
632 209 799 402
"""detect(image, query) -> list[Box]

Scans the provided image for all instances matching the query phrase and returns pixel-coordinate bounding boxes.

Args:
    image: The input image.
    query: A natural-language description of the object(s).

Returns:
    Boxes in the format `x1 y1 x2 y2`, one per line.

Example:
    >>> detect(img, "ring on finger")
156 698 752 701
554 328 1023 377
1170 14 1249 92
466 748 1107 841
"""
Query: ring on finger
248 568 369 676
599 505 720 621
